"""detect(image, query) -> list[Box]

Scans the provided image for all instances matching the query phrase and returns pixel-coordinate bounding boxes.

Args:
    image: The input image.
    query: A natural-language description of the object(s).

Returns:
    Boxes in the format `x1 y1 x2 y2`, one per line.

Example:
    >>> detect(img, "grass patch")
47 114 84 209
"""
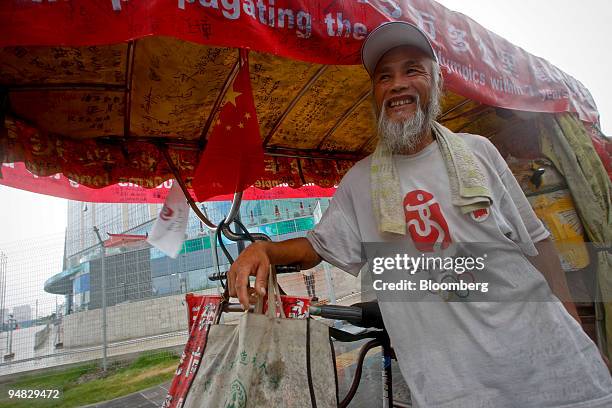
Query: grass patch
0 350 179 407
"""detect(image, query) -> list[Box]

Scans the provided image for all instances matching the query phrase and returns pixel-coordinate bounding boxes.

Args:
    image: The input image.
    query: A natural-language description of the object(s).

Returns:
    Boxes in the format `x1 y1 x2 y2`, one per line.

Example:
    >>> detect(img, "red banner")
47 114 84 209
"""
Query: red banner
164 294 222 408
0 0 599 124
0 162 336 202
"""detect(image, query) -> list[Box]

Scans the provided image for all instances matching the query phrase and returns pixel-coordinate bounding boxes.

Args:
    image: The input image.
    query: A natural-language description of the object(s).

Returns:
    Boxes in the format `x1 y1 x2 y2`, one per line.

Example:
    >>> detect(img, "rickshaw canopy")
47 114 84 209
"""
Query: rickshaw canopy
0 0 600 202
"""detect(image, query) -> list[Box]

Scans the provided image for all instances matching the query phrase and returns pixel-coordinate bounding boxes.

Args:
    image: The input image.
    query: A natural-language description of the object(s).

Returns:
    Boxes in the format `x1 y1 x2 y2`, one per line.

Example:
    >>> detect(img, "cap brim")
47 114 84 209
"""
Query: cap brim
361 22 437 77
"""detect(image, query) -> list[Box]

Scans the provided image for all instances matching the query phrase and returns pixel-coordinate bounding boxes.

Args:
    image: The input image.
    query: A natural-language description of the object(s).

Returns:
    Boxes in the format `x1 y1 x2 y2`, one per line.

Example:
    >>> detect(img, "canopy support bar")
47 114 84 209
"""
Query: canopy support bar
440 104 489 125
263 65 328 146
316 89 371 150
455 107 493 133
158 143 243 232
438 98 473 121
265 146 363 162
356 132 377 154
123 40 135 138
198 56 241 148
157 142 272 244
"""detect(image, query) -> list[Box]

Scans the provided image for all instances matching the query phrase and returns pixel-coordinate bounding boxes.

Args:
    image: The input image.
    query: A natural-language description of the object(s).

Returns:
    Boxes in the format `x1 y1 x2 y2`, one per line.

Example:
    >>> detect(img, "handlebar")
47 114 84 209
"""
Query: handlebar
309 305 362 322
274 264 302 274
208 264 301 282
309 302 385 329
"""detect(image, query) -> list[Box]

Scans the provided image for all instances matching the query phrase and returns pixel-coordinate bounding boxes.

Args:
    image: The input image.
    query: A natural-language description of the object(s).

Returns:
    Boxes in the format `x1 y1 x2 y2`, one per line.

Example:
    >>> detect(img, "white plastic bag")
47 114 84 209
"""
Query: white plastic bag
184 269 337 407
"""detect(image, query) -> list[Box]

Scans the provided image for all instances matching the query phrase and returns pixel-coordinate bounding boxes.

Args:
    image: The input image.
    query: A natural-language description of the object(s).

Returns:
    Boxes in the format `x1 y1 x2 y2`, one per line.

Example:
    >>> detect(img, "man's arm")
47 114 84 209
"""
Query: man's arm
227 238 322 309
530 239 612 370
528 237 581 324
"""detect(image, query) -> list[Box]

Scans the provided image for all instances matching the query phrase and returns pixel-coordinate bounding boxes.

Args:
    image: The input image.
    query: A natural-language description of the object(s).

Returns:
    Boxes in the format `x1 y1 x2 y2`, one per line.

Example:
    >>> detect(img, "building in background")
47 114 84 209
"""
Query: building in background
45 198 331 314
12 304 32 323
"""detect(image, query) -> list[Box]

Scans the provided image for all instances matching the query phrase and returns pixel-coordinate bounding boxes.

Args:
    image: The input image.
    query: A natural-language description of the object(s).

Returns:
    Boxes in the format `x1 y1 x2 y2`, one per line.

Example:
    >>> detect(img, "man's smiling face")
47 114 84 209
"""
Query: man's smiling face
372 45 435 123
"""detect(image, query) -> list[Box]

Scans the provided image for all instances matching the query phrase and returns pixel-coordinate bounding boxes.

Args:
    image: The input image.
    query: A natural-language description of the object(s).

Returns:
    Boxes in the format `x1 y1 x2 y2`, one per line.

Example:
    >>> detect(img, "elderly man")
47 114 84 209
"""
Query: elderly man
229 22 612 407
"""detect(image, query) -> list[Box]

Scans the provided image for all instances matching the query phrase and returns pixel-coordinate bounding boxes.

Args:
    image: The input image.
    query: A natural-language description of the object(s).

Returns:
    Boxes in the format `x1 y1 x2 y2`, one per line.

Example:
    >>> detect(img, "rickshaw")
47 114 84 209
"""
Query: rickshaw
1 1 611 407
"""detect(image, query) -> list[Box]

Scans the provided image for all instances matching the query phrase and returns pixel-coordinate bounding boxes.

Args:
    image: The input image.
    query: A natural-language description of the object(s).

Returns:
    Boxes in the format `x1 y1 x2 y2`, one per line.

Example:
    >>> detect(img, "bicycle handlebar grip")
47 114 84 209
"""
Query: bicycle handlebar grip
350 302 385 329
310 302 385 329
208 264 300 282
274 264 301 274
309 305 363 324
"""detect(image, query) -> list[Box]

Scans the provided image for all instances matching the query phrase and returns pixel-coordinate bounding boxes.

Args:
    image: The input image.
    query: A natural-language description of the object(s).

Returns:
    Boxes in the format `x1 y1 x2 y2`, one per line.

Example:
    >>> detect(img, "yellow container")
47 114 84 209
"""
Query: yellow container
528 189 590 271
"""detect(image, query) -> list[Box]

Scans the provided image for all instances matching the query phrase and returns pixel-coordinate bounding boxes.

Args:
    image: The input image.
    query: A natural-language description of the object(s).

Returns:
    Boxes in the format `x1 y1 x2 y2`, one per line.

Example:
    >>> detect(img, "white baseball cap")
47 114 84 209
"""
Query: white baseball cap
361 21 438 77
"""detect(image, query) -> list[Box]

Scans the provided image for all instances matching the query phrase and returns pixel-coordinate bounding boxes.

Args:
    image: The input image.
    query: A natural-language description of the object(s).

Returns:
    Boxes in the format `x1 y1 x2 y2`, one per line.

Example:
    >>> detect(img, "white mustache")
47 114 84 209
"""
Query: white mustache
378 100 426 153
376 79 442 153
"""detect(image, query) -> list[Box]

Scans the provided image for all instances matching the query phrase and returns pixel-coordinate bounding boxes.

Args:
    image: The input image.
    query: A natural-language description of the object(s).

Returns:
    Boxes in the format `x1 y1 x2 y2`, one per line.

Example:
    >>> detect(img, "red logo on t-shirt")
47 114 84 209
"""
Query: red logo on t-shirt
470 208 490 222
404 190 452 251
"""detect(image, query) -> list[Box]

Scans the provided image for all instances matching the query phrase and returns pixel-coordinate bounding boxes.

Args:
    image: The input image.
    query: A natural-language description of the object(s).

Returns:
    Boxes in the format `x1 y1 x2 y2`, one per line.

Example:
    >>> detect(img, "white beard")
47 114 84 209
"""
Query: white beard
377 96 426 153
376 78 442 154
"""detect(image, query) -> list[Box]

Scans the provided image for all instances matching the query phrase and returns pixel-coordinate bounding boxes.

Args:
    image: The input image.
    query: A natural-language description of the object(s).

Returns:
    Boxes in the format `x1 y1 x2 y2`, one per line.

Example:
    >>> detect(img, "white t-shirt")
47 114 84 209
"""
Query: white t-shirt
307 134 612 408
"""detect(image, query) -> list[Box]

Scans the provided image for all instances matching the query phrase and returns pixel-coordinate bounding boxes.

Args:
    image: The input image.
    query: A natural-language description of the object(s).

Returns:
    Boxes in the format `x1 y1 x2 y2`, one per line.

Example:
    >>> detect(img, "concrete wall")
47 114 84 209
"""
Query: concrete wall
64 264 362 348
63 292 189 348
89 249 152 310
34 324 51 350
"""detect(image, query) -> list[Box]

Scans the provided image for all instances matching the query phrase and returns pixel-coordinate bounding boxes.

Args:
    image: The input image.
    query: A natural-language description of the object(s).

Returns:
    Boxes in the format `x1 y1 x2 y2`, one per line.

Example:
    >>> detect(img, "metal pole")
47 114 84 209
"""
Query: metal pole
7 318 13 353
235 211 246 255
209 229 219 259
54 296 60 347
5 324 10 353
312 200 337 306
4 315 15 360
201 205 220 289
323 262 336 304
382 344 393 408
0 252 6 332
93 226 108 372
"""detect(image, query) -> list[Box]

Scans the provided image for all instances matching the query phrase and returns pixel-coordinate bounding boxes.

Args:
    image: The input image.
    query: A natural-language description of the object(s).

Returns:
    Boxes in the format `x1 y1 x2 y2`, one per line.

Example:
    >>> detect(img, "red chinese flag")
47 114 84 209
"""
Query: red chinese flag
192 50 264 201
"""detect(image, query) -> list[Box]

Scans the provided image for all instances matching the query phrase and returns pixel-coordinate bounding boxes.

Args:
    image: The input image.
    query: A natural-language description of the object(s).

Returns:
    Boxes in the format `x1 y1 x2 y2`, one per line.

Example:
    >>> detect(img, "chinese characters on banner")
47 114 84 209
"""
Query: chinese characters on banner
0 162 337 203
0 0 598 123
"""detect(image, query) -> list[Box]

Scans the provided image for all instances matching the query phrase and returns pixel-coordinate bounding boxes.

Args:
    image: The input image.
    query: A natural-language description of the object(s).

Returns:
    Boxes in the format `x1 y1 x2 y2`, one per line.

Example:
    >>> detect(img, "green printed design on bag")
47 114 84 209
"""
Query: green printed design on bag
239 350 248 365
224 379 246 408
219 351 268 374
182 267 337 407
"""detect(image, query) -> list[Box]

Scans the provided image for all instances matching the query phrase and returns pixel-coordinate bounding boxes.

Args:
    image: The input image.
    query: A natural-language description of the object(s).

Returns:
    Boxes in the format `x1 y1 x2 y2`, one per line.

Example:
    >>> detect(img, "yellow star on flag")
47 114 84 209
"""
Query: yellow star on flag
238 122 244 129
244 112 251 120
226 125 232 131
223 86 242 108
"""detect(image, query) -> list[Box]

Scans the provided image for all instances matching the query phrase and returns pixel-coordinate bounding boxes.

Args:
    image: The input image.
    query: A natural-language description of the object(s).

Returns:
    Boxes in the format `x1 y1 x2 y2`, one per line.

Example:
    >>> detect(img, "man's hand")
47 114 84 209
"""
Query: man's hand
228 241 271 310
600 350 612 373
227 238 322 310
